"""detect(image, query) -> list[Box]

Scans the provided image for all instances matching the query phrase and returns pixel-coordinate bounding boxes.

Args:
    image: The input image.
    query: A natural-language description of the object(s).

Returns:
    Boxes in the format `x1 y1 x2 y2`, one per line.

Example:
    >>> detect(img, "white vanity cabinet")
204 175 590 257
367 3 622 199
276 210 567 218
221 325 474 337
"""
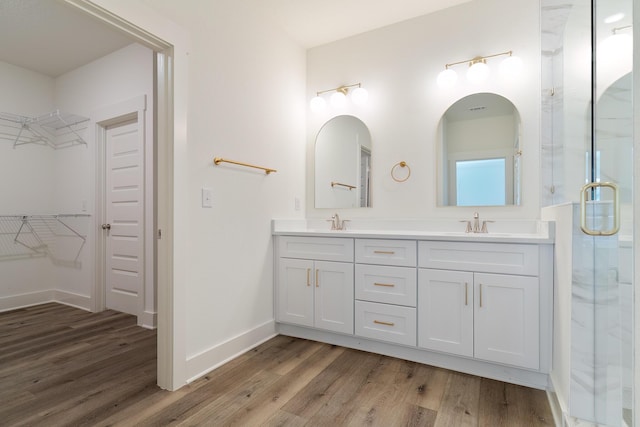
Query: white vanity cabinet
418 241 541 370
277 236 354 334
354 239 417 346
273 224 553 389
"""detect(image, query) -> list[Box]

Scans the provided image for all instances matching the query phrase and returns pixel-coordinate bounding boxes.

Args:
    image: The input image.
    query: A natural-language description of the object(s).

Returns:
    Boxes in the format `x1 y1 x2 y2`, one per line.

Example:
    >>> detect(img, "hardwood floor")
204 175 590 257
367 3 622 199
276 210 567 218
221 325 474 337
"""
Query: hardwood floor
0 303 553 426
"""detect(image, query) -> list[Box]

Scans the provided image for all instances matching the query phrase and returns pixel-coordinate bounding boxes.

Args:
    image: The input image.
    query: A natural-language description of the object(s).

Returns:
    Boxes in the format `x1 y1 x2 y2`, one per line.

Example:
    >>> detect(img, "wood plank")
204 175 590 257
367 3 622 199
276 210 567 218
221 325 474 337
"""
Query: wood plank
433 371 481 427
0 303 553 426
213 343 345 426
477 378 554 426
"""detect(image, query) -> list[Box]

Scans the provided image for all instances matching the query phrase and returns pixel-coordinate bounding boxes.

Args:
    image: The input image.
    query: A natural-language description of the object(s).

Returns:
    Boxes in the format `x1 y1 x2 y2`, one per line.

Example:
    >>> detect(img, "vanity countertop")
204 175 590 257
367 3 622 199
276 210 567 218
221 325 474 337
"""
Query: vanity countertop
272 219 555 244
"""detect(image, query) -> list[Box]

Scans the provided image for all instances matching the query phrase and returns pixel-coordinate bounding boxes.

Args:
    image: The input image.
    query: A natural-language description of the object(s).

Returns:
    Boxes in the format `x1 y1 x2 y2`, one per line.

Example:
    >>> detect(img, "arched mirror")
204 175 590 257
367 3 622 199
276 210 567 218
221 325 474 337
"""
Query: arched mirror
315 115 371 208
437 93 521 207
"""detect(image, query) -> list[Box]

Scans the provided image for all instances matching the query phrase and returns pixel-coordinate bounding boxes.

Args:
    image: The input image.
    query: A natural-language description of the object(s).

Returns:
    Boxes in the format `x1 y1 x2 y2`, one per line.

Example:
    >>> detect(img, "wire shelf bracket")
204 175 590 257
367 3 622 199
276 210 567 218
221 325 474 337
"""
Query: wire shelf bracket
0 110 90 149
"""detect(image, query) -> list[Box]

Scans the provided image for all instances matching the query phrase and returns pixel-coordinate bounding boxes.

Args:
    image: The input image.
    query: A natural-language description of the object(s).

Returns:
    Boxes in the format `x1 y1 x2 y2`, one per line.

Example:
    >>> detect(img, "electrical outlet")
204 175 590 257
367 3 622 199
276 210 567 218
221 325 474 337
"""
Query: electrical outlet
202 187 213 208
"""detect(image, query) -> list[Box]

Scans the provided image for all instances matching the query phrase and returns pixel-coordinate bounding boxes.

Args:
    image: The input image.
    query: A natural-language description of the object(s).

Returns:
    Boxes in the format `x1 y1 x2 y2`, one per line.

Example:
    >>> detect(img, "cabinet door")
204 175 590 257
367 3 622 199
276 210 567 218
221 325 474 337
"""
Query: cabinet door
314 261 354 334
277 258 314 327
474 273 539 369
418 269 473 357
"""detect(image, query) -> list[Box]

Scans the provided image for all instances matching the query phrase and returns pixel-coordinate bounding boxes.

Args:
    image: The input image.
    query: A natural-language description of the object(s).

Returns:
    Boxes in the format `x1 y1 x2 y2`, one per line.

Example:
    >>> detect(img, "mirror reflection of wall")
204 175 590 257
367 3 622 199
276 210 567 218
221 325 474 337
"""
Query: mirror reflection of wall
438 93 521 207
315 115 371 208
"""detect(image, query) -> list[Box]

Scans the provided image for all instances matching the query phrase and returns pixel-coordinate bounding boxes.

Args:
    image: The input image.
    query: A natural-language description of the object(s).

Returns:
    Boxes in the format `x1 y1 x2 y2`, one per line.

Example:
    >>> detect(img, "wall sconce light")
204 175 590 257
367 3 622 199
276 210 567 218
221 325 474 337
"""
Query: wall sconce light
310 83 368 112
437 51 522 88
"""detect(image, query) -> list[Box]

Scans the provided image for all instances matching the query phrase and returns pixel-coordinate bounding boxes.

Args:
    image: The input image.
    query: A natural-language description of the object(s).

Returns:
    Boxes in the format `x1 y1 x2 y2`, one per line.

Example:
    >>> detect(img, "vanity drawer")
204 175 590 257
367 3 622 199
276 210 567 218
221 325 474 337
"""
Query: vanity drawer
355 239 417 267
355 300 416 346
355 264 417 307
418 241 539 276
278 236 353 262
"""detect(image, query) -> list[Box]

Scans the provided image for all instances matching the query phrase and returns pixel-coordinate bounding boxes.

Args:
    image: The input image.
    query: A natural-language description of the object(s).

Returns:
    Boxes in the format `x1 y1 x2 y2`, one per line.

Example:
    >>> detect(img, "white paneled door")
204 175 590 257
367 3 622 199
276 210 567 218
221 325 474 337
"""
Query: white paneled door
104 119 143 316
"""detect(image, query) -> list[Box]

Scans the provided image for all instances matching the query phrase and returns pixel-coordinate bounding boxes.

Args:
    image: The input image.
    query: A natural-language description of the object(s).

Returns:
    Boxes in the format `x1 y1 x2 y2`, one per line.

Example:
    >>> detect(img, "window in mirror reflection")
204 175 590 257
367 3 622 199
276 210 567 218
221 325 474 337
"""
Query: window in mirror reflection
438 93 520 207
456 158 506 206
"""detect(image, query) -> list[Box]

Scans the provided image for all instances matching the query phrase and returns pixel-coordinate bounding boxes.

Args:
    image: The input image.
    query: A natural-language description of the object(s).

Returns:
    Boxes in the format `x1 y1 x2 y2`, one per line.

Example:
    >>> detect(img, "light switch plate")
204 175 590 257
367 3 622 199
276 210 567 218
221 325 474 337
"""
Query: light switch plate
202 187 213 208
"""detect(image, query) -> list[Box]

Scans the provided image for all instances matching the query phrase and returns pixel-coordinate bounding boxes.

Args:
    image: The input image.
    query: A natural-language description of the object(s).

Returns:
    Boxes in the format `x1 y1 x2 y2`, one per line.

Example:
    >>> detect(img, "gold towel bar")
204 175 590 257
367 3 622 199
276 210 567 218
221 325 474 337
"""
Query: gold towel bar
331 181 356 190
213 157 277 174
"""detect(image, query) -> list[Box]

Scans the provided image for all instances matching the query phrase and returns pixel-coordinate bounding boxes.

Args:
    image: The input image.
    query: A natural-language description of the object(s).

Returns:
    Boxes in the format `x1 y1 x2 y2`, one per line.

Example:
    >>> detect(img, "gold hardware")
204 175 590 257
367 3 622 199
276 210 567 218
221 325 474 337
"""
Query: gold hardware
373 250 395 255
444 50 514 69
213 157 277 174
374 282 395 288
315 82 362 97
465 282 468 306
374 320 395 327
580 182 620 236
391 161 411 183
315 269 319 287
331 181 356 190
479 284 483 308
306 268 311 287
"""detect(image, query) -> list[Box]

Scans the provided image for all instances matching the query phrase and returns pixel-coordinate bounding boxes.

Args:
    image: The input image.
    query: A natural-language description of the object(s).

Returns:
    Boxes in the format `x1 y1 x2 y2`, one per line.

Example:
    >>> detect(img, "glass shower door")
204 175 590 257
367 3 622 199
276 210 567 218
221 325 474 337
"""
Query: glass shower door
587 0 633 424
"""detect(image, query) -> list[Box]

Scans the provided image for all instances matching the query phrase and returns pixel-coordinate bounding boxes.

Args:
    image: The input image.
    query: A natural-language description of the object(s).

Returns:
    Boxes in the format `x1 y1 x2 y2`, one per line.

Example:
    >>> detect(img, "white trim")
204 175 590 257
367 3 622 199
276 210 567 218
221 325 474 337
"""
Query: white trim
93 95 147 323
67 0 189 391
53 290 92 311
140 310 157 330
0 290 56 313
185 320 277 383
0 290 91 313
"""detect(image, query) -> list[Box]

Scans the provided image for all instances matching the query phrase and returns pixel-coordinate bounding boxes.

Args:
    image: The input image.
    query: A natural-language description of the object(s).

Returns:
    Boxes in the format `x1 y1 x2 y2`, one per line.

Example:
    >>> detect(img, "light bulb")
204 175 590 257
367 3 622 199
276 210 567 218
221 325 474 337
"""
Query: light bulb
330 91 347 108
466 61 489 84
499 55 523 78
437 68 458 88
604 12 624 24
351 87 369 105
310 96 326 112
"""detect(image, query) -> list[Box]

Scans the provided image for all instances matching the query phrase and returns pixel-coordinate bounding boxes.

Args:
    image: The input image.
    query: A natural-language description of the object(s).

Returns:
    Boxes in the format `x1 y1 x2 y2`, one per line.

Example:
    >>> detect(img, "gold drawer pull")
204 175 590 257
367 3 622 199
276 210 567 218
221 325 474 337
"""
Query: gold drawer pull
479 284 483 308
374 282 395 288
465 282 468 306
373 250 395 255
374 320 395 327
306 268 311 287
316 269 319 287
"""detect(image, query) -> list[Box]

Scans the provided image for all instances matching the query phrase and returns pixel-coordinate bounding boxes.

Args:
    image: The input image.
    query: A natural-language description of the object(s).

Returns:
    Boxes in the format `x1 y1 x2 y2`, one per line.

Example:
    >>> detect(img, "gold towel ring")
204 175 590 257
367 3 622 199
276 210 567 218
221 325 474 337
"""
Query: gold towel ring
391 161 411 183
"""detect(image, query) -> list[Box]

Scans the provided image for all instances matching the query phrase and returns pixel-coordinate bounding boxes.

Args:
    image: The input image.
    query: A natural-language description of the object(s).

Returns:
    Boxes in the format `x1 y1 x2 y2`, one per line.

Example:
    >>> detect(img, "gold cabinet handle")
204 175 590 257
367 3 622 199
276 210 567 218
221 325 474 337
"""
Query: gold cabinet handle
374 282 395 288
315 269 319 287
580 182 620 236
479 284 483 308
374 320 395 326
373 250 395 255
306 268 311 287
465 282 468 306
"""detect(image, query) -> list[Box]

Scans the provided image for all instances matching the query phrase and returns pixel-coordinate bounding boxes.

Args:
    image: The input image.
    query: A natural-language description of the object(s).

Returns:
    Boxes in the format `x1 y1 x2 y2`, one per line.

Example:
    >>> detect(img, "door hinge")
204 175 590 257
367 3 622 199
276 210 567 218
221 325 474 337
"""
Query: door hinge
157 229 162 239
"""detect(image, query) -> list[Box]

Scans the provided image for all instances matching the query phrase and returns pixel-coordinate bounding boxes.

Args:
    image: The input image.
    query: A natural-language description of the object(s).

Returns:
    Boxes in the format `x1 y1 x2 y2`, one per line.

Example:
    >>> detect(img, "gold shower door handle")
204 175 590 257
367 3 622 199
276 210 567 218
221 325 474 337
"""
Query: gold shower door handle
580 182 620 236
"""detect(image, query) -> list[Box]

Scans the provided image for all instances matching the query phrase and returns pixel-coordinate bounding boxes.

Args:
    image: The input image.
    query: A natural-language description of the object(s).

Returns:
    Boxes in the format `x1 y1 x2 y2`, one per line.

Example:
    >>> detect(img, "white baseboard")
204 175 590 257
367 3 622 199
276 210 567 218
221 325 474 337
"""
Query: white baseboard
547 390 565 427
0 290 92 313
0 290 56 312
185 320 277 383
139 310 157 329
53 290 92 311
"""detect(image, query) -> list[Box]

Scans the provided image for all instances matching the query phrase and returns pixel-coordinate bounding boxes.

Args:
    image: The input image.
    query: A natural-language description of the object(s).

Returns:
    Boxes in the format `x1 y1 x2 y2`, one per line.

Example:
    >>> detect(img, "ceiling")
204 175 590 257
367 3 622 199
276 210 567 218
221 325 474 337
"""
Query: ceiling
0 0 470 77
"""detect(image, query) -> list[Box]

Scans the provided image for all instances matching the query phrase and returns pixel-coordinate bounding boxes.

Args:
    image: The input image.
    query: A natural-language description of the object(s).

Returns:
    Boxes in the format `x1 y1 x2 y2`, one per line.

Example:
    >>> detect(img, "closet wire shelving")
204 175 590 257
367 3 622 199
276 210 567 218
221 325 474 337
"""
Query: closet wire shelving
0 110 89 149
0 214 89 265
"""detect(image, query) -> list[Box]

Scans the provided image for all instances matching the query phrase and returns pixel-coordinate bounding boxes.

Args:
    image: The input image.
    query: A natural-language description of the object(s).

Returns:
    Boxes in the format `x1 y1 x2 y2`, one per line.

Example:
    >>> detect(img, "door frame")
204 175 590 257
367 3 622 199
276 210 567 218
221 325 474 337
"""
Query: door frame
63 0 181 390
94 96 147 321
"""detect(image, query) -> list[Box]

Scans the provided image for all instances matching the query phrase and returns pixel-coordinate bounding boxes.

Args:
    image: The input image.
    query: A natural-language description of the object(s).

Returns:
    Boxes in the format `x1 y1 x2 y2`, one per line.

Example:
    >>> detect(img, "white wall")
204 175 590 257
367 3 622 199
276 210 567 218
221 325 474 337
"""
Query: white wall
132 0 307 378
0 61 56 309
306 0 541 220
